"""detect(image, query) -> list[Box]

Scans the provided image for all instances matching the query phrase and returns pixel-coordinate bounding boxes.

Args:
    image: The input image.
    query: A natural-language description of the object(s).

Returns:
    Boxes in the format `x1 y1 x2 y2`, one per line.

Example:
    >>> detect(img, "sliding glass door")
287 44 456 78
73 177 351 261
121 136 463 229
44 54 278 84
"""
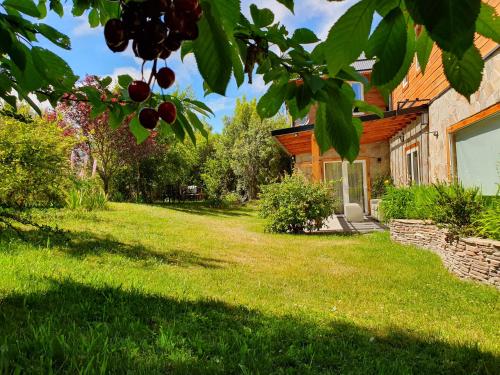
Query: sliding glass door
324 160 368 214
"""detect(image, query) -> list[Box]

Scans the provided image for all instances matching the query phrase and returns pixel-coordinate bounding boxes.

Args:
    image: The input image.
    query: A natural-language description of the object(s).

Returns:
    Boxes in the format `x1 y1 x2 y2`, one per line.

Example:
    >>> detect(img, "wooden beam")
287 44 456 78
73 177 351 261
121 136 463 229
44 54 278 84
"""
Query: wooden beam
311 134 321 182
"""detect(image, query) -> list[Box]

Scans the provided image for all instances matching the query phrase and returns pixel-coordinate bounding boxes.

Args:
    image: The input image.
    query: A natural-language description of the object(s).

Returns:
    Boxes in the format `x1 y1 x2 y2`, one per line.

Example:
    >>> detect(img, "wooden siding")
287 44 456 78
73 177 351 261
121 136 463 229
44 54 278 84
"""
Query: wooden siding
392 0 500 105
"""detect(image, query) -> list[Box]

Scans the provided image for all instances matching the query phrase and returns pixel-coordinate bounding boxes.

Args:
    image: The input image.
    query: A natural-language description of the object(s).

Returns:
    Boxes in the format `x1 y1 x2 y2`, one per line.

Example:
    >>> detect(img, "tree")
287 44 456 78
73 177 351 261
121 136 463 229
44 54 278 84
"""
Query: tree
202 98 290 200
57 76 159 194
0 0 498 161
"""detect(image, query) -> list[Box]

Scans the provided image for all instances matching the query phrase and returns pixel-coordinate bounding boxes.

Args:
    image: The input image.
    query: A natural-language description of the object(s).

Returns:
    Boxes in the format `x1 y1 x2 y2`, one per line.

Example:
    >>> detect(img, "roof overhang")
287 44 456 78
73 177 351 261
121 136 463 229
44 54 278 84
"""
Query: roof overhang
272 105 428 155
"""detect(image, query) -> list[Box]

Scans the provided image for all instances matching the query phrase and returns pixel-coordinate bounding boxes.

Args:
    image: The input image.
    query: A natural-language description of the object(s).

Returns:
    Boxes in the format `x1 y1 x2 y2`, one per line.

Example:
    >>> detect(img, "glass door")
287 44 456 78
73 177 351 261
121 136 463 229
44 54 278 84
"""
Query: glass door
324 161 344 213
324 160 368 214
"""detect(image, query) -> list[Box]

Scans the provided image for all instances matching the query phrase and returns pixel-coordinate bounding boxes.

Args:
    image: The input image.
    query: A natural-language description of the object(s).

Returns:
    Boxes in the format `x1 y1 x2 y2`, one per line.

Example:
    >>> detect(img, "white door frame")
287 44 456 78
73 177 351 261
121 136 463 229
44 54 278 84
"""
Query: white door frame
323 160 369 214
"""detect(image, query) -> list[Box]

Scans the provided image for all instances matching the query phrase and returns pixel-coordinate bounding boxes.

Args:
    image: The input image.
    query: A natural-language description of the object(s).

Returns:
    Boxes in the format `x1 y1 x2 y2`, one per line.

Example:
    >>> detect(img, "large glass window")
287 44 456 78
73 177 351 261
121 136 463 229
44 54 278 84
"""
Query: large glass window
351 82 364 101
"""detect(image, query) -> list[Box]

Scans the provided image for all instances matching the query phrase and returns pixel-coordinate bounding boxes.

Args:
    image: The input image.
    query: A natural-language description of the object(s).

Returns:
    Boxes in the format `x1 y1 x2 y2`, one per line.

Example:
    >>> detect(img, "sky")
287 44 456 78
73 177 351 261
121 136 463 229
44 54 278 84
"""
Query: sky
36 0 360 132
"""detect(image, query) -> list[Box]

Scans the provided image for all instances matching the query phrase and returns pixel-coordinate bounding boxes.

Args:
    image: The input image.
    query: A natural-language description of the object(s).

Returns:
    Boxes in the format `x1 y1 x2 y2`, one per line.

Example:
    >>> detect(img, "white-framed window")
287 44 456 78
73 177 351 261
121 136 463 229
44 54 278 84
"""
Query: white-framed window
402 74 409 88
350 82 364 101
293 115 309 127
406 147 420 185
350 82 364 114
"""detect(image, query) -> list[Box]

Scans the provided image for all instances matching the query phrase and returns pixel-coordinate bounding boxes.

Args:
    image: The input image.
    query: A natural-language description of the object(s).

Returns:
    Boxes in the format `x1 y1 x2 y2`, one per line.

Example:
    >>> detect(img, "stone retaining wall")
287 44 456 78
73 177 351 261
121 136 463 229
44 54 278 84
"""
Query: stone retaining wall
390 219 500 288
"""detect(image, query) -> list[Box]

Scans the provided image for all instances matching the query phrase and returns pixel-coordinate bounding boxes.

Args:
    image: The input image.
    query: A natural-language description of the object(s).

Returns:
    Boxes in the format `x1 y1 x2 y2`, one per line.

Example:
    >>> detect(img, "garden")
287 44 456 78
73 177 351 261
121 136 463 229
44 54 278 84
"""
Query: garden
1 0 500 373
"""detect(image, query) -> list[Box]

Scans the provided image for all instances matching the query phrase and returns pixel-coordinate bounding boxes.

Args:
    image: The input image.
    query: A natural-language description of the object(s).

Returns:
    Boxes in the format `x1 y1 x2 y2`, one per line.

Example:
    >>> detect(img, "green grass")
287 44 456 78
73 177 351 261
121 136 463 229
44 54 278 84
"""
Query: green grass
0 203 499 374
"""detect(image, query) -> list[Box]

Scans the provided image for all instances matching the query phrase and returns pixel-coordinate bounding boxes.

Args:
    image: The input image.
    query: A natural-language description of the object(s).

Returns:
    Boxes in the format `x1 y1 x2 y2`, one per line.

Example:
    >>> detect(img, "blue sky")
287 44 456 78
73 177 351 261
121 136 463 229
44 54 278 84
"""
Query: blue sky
36 0 360 132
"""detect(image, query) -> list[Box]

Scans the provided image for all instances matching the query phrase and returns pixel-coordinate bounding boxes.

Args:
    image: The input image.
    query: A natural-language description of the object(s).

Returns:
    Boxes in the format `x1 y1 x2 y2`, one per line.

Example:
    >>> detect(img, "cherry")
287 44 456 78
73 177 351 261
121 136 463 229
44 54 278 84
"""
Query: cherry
128 81 151 102
156 67 175 89
107 39 128 53
180 23 198 41
134 39 161 60
139 108 160 129
164 33 182 51
104 19 127 47
158 102 177 124
175 0 199 13
143 19 167 44
159 47 171 59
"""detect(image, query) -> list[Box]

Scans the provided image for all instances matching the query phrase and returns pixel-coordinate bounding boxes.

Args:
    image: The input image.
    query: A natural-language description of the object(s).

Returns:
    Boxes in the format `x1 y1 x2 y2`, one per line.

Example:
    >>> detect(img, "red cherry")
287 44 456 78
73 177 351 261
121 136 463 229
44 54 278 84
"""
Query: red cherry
104 19 127 47
156 67 175 89
139 108 160 129
128 81 151 102
175 0 198 13
158 101 177 124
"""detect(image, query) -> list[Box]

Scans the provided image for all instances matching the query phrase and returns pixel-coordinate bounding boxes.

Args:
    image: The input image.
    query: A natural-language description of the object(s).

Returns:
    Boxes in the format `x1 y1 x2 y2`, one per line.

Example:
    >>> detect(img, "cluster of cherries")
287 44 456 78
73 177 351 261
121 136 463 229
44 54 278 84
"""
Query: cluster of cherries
104 0 203 130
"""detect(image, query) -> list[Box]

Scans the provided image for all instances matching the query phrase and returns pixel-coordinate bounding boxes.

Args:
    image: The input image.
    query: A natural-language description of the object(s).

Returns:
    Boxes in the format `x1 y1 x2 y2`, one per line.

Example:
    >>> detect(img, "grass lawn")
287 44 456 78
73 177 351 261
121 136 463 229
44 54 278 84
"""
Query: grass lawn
0 203 498 374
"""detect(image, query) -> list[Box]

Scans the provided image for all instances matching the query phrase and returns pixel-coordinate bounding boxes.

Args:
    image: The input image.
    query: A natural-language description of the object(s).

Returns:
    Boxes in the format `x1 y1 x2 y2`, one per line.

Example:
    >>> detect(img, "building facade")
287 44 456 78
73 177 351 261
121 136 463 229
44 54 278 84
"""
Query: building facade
272 1 500 214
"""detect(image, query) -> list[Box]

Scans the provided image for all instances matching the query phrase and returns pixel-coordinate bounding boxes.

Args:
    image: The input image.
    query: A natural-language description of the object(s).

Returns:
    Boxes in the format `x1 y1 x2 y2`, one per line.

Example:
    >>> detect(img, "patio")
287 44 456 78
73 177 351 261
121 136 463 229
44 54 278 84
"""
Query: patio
321 215 387 234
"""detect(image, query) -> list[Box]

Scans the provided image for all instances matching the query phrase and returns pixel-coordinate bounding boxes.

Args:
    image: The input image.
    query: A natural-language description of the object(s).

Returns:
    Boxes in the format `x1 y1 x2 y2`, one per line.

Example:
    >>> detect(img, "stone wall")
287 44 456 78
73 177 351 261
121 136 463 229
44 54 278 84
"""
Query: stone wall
390 219 500 288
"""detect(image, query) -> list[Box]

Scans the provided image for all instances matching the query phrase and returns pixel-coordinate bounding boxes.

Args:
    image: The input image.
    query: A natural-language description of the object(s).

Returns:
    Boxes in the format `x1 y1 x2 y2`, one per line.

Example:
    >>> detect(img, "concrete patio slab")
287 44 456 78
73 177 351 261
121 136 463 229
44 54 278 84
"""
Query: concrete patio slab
321 215 387 234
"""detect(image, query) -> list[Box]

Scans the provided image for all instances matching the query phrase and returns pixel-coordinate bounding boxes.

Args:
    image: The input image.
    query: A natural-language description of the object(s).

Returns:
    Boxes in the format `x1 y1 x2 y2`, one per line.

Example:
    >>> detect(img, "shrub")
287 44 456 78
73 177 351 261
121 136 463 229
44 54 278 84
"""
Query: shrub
65 178 107 211
474 199 500 240
0 112 73 208
371 174 393 199
259 174 335 233
429 182 483 238
380 185 435 221
222 192 241 207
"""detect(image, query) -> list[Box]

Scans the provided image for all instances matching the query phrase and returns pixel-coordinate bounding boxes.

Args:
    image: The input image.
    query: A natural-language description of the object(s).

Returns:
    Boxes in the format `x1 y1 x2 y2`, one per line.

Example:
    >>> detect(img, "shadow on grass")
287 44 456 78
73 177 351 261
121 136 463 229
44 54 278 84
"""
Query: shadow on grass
156 201 253 217
0 278 497 374
0 228 229 269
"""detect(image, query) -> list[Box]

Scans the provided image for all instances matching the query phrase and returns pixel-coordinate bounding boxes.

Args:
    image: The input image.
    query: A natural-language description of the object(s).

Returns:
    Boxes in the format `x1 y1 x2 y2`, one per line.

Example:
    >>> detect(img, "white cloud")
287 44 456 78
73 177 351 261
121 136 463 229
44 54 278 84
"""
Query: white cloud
205 96 236 113
72 16 102 37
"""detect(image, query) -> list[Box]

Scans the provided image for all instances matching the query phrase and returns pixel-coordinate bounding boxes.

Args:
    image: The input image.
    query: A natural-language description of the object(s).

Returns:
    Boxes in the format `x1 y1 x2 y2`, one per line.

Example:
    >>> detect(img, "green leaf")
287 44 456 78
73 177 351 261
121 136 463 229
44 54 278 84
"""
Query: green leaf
325 0 375 77
37 0 47 18
193 2 232 95
415 27 433 74
476 2 500 43
186 110 208 138
3 0 41 18
443 46 484 100
100 76 112 88
88 8 100 28
36 23 71 50
346 117 363 162
374 0 399 17
185 99 214 116
354 100 384 118
177 111 196 144
180 41 193 60
315 82 358 160
405 0 481 57
275 0 294 13
257 81 287 118
210 0 241 34
230 43 244 87
50 0 64 17
118 74 133 89
109 106 124 129
7 42 27 71
367 7 407 86
291 28 319 44
31 47 78 89
378 19 416 95
250 5 275 28
129 116 150 144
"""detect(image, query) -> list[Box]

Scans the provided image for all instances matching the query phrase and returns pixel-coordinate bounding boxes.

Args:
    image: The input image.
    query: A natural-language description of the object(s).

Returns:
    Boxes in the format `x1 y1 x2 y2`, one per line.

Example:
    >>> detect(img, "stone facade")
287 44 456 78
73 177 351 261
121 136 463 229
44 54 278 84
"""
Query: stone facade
389 49 500 186
390 219 500 288
427 49 500 183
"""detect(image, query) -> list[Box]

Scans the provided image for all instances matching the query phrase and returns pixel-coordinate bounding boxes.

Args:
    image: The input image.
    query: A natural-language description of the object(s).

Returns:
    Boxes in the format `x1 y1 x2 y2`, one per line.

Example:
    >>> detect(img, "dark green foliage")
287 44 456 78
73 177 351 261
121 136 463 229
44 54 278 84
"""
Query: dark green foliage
259 173 335 233
0 112 73 208
474 197 500 241
430 183 483 239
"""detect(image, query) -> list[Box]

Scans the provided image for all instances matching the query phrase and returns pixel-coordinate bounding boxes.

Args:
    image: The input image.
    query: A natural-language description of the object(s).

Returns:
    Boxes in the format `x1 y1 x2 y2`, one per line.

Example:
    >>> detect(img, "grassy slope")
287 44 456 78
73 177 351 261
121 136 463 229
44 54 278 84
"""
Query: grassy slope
0 203 498 374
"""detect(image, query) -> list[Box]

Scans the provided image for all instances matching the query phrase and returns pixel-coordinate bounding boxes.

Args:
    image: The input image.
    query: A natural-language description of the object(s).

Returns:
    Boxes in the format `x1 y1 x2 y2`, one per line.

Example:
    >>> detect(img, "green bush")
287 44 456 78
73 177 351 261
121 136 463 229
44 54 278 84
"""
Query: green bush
474 199 500 241
259 174 335 233
65 178 108 211
0 112 73 208
380 185 435 221
430 182 483 238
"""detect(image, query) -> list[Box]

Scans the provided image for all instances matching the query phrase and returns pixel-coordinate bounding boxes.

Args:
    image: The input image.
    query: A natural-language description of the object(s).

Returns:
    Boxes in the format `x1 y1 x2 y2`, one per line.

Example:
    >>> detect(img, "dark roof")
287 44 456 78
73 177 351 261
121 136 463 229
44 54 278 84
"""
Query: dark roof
271 104 429 137
351 59 376 72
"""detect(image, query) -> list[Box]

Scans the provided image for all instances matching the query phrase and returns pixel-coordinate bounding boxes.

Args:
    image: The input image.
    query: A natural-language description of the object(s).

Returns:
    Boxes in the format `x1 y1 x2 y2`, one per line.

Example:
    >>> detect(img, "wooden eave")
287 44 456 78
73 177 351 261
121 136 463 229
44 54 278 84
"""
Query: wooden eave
272 105 428 155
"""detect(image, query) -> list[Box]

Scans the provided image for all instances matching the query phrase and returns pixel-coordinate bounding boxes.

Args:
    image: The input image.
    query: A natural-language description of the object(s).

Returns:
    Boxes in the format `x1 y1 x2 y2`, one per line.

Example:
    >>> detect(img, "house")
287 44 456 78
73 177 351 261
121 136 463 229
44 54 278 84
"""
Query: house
272 4 500 216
